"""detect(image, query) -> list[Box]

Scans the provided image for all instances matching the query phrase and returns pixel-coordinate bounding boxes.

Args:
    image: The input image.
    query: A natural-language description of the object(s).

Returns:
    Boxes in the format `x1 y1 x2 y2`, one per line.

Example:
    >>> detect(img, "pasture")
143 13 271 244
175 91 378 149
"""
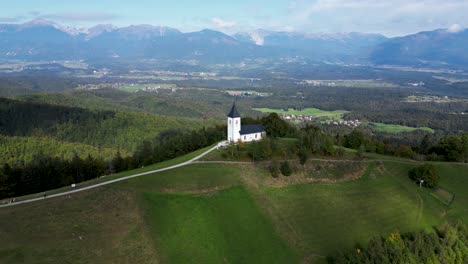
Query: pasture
0 156 466 263
253 107 350 123
367 122 435 133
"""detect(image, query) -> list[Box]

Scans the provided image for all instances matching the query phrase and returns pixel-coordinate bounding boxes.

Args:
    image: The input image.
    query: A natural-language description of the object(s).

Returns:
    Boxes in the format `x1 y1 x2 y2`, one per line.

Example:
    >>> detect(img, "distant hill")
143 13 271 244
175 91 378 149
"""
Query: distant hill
1 20 467 67
234 30 388 62
370 29 468 67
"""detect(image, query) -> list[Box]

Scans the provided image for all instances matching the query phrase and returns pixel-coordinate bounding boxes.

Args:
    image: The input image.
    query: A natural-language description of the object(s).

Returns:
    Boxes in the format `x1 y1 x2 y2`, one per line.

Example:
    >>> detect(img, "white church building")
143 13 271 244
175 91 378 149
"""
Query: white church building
227 102 265 143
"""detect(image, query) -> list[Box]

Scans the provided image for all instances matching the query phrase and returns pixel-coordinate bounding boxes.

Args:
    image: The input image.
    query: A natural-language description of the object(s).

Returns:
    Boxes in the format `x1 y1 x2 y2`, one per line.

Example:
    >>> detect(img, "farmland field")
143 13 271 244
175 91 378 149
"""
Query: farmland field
367 122 435 133
118 83 177 93
253 107 350 123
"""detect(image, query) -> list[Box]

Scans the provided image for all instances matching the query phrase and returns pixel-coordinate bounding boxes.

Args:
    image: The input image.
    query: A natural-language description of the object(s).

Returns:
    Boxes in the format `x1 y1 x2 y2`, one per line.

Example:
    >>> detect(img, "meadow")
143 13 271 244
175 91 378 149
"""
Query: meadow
118 83 177 93
367 122 435 133
0 156 466 263
253 107 350 123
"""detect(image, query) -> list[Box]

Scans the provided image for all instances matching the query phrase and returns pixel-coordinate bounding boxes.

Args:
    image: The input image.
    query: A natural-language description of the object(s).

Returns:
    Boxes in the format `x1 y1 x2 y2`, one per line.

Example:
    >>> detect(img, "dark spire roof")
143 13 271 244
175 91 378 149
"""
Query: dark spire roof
227 101 241 118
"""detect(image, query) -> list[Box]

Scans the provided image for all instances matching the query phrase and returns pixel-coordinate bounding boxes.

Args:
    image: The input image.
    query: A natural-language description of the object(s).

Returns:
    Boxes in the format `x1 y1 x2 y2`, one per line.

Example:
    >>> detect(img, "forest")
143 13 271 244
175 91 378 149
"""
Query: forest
0 126 225 199
0 97 214 166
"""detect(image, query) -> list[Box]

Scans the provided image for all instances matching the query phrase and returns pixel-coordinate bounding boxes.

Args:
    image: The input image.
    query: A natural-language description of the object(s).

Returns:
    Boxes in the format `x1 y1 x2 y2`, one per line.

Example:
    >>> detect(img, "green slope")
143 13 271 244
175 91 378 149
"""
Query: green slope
0 159 466 263
143 187 296 263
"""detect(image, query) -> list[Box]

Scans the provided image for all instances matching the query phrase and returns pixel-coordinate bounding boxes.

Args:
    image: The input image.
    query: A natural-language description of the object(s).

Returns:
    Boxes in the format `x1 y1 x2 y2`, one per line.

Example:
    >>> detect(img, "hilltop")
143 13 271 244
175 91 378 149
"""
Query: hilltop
1 148 466 263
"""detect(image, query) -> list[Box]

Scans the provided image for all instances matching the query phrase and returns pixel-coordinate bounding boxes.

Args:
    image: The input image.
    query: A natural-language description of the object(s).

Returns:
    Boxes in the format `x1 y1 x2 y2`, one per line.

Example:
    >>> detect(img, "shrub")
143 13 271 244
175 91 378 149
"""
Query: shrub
280 161 293 176
269 161 280 178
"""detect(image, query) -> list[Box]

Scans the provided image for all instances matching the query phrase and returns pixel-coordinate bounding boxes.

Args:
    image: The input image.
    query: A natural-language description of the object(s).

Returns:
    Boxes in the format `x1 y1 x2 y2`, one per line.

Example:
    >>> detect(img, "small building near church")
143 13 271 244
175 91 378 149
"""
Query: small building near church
227 102 265 142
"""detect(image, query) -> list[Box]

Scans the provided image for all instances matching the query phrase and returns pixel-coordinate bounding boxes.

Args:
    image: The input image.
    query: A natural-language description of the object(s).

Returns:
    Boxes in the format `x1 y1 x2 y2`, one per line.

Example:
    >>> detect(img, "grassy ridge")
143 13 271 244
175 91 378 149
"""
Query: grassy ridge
261 162 427 257
0 158 466 263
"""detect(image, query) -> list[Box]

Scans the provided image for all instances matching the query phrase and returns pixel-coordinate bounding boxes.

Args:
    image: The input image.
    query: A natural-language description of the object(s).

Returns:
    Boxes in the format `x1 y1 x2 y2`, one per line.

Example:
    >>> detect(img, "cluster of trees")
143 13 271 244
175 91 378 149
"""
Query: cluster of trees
340 130 468 163
269 160 293 177
111 126 225 171
0 126 225 200
328 223 468 264
408 164 439 188
0 155 107 198
428 134 468 162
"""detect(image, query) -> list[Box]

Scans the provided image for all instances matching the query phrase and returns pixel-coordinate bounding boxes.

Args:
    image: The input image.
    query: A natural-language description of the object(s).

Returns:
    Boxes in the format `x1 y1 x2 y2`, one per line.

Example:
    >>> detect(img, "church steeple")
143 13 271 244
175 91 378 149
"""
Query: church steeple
227 101 241 118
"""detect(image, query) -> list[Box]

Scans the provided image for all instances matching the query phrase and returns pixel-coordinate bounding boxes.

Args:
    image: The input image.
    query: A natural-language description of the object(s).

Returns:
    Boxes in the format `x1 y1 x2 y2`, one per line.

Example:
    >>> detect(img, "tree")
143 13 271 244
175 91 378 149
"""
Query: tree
261 113 290 137
297 147 308 165
408 164 439 188
419 134 431 155
344 130 367 149
0 172 15 198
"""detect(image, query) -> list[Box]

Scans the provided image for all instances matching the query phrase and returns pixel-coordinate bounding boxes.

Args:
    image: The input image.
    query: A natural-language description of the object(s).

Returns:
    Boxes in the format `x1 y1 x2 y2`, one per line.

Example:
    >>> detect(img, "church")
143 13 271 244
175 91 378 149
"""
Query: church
227 102 265 142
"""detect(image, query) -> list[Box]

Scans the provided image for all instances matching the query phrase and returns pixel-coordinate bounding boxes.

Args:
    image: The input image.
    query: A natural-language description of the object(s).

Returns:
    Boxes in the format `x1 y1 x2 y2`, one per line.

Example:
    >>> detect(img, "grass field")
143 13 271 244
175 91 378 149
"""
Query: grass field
0 155 466 263
118 83 177 93
431 187 455 205
143 187 296 263
367 122 435 133
253 107 350 123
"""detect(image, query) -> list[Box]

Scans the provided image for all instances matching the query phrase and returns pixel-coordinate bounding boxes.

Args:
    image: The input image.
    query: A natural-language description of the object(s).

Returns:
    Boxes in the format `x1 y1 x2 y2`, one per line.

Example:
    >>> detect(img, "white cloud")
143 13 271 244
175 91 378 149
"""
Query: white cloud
249 31 265 45
286 0 468 36
447 23 463 33
211 17 237 29
42 12 119 22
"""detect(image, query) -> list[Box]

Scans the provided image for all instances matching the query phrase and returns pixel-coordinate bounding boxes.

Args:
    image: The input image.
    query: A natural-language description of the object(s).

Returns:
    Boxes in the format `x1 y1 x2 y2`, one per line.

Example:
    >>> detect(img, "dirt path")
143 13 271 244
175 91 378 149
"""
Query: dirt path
0 142 226 208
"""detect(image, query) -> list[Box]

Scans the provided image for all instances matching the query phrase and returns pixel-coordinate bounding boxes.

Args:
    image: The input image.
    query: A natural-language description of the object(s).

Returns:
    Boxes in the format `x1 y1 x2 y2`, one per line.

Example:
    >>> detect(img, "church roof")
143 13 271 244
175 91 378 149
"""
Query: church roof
227 102 241 118
240 124 265 135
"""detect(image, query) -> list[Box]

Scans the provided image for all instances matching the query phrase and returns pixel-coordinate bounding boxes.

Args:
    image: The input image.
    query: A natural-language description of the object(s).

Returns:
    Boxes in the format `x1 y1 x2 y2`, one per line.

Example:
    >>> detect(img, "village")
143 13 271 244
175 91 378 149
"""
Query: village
282 113 362 127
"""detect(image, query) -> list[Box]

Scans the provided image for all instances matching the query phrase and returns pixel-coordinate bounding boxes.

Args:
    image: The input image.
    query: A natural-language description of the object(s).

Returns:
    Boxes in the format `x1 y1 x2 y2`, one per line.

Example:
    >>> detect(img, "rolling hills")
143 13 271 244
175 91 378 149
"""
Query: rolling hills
1 152 466 263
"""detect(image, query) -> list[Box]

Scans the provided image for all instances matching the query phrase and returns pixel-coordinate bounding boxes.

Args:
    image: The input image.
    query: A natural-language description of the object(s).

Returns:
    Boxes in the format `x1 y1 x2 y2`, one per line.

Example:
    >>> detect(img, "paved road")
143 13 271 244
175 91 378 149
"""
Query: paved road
0 142 226 208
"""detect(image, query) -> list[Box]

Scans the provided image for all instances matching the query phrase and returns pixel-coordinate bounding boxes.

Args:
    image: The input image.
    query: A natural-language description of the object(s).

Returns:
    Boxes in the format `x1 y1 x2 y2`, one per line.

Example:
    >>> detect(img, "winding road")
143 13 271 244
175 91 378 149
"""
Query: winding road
0 141 226 208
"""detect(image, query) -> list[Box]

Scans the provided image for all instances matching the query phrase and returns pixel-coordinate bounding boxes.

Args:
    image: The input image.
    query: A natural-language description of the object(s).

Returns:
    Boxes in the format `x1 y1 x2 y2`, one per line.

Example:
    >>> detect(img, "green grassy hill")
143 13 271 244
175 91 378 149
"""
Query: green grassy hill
0 156 466 263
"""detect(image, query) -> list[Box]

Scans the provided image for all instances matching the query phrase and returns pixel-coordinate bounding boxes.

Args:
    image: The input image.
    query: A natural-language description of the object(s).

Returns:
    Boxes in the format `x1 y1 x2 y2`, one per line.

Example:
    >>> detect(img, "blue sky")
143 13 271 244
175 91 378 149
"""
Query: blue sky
0 0 467 36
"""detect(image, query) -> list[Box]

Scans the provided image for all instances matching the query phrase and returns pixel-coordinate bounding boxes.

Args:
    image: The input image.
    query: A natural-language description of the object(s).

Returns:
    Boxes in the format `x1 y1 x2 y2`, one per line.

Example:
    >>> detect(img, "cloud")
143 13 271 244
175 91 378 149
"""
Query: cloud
211 17 237 29
286 0 468 36
42 12 119 22
447 23 463 33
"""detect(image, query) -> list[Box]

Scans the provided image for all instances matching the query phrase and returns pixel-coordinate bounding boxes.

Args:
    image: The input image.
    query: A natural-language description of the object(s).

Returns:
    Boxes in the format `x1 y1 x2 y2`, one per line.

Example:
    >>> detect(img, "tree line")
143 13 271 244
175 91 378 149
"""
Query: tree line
232 113 467 180
0 126 225 199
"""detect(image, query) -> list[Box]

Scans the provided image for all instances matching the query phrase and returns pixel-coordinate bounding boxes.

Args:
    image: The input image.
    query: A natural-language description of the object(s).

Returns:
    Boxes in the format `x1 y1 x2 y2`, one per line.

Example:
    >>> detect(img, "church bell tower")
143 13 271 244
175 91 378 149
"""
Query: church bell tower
227 102 241 142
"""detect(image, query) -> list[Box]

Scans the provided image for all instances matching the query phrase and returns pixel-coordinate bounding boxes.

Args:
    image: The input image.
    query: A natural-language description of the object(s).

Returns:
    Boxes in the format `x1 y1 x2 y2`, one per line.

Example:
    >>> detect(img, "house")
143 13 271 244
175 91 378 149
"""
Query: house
227 102 265 142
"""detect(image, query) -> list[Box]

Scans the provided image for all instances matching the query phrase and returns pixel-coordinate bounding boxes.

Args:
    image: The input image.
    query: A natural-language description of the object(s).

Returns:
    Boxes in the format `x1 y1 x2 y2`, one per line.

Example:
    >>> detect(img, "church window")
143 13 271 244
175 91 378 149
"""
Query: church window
235 120 238 124
244 136 246 140
229 120 231 124
255 134 257 138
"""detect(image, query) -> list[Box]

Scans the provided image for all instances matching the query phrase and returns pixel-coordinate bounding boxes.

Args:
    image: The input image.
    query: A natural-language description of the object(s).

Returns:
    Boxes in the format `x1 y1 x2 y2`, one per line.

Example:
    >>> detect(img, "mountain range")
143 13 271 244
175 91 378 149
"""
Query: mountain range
0 19 466 68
